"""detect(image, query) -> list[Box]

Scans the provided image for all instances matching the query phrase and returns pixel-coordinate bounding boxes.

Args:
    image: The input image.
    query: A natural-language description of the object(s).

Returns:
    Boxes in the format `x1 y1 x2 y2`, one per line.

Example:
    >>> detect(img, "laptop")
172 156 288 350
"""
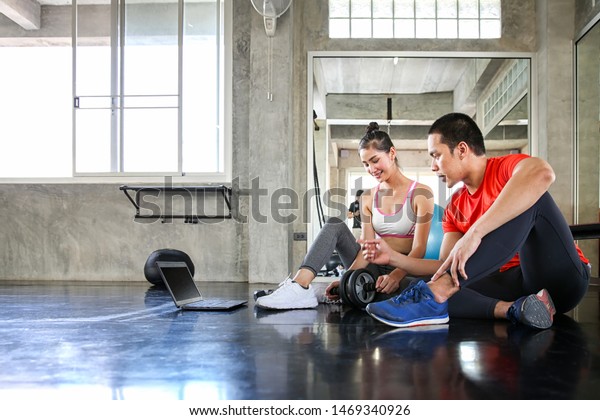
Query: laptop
156 261 247 311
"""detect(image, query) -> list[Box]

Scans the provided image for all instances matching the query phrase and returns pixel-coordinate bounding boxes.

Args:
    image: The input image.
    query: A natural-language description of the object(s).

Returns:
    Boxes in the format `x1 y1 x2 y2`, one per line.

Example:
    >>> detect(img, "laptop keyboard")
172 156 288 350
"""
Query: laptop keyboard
184 299 246 309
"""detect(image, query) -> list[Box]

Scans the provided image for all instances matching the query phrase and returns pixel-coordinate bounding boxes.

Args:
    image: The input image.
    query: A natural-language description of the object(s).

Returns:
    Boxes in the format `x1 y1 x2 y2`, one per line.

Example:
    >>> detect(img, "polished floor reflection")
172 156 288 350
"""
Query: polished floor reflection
0 281 598 400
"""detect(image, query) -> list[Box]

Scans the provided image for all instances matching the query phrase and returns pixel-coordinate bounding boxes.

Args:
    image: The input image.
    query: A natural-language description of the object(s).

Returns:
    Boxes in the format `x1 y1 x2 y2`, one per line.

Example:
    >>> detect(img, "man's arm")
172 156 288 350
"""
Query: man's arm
432 157 555 284
468 157 555 239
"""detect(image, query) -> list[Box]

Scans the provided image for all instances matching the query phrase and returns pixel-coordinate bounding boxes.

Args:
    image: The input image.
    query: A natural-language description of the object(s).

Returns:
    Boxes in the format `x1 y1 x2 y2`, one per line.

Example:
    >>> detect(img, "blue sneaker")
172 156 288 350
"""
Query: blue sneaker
507 289 556 329
365 280 449 328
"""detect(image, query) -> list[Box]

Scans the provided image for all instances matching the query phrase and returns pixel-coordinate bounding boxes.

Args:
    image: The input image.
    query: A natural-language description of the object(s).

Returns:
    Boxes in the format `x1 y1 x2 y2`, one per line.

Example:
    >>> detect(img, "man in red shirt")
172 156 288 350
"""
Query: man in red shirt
362 112 590 329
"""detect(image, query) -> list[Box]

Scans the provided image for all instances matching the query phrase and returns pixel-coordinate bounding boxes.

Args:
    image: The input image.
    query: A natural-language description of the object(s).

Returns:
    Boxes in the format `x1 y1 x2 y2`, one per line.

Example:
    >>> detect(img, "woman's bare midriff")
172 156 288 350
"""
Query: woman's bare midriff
383 236 413 256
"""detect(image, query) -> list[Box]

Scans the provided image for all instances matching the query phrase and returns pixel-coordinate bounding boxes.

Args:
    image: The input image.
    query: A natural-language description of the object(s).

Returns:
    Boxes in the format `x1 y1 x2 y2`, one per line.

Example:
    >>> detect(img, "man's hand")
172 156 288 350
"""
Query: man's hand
431 229 482 287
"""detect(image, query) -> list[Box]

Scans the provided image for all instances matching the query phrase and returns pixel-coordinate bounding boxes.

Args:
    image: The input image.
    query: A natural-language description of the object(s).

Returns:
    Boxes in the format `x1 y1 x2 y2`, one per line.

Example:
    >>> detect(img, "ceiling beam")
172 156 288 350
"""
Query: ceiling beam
0 0 41 31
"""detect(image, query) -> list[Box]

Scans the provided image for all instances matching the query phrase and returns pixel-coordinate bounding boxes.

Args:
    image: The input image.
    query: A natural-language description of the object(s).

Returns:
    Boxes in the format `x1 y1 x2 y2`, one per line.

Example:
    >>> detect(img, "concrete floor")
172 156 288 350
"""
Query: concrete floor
0 280 598 400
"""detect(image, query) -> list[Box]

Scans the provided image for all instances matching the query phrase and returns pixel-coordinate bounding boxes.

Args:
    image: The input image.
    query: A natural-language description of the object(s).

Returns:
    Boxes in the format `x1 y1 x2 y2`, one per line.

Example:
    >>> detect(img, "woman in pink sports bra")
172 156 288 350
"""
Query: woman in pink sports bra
354 123 434 296
255 122 434 310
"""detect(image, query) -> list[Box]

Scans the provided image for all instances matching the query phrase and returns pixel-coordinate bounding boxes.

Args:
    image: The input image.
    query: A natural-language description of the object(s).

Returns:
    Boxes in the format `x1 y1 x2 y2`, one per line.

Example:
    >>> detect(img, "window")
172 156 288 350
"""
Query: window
481 59 528 128
329 0 501 39
0 45 72 178
0 0 228 179
347 166 461 214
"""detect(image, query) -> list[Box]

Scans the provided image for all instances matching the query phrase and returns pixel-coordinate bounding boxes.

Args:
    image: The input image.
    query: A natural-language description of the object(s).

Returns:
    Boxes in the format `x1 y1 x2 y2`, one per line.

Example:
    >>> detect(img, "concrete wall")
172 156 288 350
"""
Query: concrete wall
1 0 595 283
0 184 245 282
573 3 600 276
536 0 576 219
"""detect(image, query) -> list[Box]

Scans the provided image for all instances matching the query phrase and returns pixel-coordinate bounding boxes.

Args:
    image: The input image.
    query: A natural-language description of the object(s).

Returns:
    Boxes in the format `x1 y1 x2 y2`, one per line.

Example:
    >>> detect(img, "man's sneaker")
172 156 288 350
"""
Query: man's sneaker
507 289 556 329
365 280 449 328
255 277 318 310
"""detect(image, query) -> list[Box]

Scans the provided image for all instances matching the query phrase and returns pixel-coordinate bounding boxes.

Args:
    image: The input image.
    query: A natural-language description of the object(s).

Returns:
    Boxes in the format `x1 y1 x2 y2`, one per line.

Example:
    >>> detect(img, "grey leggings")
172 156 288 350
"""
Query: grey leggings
300 217 393 278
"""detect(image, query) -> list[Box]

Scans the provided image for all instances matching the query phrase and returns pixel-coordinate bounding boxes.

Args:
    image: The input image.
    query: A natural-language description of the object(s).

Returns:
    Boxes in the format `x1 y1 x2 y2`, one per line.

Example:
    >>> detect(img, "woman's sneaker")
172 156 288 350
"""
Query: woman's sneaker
507 289 556 329
255 277 318 310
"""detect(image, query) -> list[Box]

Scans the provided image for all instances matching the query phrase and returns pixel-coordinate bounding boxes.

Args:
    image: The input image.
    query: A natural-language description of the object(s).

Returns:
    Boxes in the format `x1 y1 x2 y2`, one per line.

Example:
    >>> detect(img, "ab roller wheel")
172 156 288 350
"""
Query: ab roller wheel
332 269 378 309
346 269 377 308
252 269 383 310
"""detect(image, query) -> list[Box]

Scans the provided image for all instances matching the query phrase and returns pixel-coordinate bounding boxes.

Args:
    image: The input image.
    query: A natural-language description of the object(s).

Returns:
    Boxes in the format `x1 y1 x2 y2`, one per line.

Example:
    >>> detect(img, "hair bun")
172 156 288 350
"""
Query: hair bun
366 122 379 133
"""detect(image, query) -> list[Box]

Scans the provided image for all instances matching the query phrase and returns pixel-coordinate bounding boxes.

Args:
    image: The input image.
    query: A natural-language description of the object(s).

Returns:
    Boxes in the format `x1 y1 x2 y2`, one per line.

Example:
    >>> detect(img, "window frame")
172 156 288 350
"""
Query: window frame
328 0 501 40
0 0 231 184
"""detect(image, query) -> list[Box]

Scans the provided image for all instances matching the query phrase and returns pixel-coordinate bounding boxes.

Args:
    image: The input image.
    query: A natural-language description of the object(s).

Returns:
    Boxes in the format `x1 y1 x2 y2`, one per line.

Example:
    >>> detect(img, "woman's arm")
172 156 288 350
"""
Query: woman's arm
361 229 464 278
358 188 376 241
346 188 376 271
376 184 434 292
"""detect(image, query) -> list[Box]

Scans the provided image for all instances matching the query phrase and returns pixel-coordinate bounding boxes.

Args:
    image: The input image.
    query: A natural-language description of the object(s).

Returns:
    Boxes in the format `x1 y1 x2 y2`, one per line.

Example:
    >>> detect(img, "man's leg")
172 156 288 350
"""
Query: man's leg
447 267 524 319
367 193 589 327
517 193 589 313
437 193 587 301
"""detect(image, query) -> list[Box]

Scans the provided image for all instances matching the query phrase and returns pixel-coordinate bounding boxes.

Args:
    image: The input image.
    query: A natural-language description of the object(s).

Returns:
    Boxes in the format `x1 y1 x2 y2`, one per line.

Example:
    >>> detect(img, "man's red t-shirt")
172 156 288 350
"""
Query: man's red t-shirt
442 154 588 271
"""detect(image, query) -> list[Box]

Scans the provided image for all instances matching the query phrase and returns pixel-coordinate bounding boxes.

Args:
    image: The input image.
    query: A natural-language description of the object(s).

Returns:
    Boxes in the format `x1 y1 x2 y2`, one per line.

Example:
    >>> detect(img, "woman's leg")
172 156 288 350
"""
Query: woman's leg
256 217 360 310
294 217 361 286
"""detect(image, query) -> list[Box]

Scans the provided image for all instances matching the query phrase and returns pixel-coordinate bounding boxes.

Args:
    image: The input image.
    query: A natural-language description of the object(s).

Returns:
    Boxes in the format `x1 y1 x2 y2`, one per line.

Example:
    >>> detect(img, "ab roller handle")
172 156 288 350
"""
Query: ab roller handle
330 276 376 296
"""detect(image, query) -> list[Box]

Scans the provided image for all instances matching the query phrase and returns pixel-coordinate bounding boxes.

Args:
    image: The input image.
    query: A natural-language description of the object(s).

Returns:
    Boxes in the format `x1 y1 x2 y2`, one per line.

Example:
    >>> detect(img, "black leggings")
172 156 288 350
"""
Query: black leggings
447 192 590 319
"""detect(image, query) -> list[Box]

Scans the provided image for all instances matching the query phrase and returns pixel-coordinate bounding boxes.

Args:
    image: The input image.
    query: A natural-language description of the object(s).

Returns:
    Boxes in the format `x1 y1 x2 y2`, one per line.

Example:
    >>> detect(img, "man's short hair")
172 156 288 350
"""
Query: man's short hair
428 112 486 156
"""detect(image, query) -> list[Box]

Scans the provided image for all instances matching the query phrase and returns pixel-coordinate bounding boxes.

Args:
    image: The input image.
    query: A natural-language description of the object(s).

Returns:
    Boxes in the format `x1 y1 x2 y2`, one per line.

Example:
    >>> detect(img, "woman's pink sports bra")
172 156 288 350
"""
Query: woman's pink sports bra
371 181 417 238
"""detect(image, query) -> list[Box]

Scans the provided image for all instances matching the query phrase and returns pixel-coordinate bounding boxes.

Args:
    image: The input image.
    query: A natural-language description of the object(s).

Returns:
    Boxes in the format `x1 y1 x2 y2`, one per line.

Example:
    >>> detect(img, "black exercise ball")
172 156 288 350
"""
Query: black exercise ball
144 249 195 285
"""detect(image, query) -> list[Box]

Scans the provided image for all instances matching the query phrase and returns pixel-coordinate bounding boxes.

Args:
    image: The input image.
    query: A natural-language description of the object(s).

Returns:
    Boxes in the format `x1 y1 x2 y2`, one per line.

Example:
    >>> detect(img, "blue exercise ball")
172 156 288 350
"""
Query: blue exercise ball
424 204 444 260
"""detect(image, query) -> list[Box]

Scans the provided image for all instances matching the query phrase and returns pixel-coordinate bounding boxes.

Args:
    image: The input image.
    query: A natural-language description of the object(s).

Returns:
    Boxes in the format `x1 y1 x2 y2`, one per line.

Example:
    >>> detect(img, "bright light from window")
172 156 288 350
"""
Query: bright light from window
329 0 501 39
346 166 460 214
0 0 225 179
0 47 72 178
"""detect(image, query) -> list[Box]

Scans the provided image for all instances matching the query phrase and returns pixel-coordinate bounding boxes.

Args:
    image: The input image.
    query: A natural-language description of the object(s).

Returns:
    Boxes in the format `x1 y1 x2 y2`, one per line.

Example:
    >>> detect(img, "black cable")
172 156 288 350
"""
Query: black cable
313 135 325 229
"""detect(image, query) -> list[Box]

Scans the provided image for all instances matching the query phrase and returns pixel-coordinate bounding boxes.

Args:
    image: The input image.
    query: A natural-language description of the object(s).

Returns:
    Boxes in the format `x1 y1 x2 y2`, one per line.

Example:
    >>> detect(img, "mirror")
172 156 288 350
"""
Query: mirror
307 53 532 244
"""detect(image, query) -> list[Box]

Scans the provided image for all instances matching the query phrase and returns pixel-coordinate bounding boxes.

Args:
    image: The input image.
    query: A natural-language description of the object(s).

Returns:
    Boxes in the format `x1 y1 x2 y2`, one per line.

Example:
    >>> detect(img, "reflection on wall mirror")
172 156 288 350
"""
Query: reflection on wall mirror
307 53 532 244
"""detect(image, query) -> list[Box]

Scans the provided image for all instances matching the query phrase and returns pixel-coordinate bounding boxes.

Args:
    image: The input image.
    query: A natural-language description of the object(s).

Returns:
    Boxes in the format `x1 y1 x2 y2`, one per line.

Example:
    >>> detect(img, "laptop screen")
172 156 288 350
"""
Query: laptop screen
157 264 202 303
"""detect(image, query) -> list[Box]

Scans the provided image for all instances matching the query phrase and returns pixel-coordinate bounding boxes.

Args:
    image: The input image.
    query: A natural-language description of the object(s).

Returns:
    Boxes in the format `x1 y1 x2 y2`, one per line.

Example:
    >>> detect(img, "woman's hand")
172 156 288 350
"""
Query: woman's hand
359 239 392 265
376 274 402 294
325 280 340 300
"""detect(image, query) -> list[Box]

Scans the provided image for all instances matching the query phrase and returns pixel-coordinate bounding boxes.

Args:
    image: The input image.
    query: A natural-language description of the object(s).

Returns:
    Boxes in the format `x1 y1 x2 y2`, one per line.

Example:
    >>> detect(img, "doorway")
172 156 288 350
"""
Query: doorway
307 51 534 246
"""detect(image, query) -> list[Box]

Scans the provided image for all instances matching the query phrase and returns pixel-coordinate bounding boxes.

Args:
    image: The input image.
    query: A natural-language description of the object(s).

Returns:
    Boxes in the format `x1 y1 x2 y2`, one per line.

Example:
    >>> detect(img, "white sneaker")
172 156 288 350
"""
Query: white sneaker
255 277 318 310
